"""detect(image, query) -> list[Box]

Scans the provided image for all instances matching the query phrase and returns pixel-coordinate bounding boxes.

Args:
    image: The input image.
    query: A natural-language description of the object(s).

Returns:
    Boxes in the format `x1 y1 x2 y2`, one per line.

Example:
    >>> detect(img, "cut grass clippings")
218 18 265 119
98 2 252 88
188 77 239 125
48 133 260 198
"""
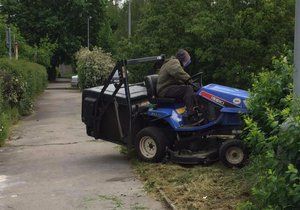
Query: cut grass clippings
131 159 251 210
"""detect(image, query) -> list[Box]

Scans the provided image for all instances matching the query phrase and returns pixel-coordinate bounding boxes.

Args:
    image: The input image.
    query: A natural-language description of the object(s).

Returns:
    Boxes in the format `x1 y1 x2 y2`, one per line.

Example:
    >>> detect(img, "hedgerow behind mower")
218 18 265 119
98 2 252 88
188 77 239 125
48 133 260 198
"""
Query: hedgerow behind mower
82 55 249 168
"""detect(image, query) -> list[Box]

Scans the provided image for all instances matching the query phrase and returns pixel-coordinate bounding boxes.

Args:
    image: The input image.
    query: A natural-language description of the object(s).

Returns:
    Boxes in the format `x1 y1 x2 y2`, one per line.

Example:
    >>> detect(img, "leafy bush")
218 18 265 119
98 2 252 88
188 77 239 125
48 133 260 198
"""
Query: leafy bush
76 47 115 90
0 17 56 70
240 52 300 209
0 80 5 142
20 38 57 69
0 58 47 145
244 54 294 151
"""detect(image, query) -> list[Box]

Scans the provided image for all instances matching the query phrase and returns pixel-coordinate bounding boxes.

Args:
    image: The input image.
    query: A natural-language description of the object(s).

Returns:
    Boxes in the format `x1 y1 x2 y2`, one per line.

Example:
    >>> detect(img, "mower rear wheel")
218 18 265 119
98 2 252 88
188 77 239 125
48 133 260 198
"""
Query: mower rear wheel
219 140 248 168
135 127 169 163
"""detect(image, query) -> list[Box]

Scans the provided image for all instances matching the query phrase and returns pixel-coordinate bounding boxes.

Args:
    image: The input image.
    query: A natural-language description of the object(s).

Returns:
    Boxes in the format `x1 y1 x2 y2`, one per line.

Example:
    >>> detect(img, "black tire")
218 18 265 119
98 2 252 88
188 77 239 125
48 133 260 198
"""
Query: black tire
219 140 248 168
135 127 169 163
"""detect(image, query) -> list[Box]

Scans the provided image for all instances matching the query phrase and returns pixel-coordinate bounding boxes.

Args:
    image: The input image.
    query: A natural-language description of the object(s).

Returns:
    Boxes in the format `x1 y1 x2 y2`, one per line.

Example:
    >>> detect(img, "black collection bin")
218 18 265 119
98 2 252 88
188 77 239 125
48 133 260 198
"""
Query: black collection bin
82 84 148 144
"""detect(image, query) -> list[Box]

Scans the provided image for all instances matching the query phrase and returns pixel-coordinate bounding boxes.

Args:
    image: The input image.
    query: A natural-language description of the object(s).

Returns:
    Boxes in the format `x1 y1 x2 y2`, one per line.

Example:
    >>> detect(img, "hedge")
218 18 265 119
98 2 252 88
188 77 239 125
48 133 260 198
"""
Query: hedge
240 52 300 209
0 58 47 145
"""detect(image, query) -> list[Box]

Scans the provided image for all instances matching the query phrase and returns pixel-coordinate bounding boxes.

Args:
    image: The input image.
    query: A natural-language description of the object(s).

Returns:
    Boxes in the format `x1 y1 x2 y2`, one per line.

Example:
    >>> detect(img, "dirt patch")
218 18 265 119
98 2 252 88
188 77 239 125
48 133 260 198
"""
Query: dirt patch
132 161 251 210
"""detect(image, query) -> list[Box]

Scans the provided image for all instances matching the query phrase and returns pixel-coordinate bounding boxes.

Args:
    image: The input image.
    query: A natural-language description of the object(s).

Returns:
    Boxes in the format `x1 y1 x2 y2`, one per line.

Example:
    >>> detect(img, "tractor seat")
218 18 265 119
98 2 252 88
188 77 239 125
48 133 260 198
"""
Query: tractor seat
145 75 176 105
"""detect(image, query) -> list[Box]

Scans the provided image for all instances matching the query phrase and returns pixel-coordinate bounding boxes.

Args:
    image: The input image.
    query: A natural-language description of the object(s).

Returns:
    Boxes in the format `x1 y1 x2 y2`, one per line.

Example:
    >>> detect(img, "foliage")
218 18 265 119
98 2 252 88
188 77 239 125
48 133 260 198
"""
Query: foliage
76 47 115 90
0 58 47 145
244 53 294 149
2 0 295 87
110 0 295 88
20 38 57 68
108 0 147 40
1 0 108 65
240 52 300 209
0 80 5 142
0 16 56 68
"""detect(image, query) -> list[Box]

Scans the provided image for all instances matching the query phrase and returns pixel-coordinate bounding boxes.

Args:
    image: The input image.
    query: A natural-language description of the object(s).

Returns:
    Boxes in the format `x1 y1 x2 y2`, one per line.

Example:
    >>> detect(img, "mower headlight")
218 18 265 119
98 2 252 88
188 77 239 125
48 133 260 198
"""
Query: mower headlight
176 107 186 115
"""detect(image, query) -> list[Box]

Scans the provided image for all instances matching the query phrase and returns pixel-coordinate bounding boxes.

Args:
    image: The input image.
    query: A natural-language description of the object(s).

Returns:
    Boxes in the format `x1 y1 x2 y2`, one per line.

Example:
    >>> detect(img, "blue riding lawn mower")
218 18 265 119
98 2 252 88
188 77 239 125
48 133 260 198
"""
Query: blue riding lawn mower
81 55 250 168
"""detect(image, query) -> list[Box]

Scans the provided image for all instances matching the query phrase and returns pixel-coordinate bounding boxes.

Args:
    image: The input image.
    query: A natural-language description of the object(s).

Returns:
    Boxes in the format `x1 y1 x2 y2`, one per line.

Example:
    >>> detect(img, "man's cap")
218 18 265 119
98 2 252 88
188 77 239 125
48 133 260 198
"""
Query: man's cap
176 49 190 64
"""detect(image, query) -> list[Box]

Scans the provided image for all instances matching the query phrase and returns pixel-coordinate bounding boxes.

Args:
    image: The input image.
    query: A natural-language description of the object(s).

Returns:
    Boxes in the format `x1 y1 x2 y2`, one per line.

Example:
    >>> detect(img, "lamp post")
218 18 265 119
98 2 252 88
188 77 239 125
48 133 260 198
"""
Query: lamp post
295 0 300 96
87 16 92 49
6 26 12 59
128 0 132 37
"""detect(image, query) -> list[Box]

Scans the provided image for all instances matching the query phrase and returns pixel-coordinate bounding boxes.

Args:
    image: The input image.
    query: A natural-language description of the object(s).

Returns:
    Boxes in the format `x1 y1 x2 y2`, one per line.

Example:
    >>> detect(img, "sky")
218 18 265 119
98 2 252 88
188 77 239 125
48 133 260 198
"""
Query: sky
113 0 125 5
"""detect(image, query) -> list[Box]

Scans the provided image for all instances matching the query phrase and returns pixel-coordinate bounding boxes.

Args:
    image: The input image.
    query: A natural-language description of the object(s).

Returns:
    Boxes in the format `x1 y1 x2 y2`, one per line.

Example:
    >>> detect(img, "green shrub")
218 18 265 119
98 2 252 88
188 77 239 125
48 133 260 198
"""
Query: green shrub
0 112 9 145
243 54 294 153
20 38 57 69
0 80 5 144
0 58 47 144
0 107 19 145
241 52 300 209
76 47 115 90
0 17 56 69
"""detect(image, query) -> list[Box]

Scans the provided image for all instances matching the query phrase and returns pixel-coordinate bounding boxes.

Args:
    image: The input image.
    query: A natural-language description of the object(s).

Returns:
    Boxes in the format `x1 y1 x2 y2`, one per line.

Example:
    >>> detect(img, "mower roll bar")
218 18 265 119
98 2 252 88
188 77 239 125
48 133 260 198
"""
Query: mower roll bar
93 55 166 147
126 55 165 65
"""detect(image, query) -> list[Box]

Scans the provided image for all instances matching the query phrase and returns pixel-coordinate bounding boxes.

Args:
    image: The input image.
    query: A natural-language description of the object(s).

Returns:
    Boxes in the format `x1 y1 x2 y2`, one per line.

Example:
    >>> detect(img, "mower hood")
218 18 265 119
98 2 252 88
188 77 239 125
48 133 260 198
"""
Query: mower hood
199 84 249 109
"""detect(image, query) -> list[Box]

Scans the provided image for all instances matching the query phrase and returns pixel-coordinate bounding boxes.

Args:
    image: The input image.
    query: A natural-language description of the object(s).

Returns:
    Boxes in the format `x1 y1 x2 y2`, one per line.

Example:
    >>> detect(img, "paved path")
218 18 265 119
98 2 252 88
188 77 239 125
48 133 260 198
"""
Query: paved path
0 83 165 210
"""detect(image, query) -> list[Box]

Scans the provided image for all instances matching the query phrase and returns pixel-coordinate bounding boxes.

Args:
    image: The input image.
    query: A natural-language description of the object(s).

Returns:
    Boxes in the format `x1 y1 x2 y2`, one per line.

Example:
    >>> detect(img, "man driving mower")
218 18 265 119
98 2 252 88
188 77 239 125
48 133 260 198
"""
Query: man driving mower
157 49 203 125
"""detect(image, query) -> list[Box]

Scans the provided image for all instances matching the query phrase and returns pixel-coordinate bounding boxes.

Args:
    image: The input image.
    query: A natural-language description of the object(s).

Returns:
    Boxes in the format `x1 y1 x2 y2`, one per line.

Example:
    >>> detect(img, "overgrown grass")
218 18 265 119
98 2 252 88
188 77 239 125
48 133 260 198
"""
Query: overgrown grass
0 108 19 146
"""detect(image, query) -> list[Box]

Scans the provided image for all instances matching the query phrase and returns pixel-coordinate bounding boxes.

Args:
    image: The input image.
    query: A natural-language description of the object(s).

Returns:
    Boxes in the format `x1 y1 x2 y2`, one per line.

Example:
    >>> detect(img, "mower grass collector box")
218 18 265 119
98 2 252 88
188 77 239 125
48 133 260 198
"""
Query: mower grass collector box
82 84 148 144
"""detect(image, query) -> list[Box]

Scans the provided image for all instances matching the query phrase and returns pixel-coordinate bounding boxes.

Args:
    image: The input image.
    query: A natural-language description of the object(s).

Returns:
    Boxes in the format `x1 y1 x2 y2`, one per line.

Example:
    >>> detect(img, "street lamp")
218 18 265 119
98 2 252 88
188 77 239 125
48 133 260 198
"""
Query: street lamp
87 16 92 49
128 0 131 37
295 1 300 96
6 26 12 59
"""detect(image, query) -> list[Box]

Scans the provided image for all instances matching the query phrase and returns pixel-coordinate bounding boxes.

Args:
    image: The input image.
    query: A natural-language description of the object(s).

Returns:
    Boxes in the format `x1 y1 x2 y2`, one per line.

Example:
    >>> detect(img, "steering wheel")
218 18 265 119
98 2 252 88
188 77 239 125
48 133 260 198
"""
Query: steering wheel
185 72 203 89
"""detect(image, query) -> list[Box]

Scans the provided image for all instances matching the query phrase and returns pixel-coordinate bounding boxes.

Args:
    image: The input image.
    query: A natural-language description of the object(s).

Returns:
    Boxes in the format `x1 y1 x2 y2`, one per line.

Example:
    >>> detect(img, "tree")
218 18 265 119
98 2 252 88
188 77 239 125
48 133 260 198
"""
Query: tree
113 0 295 88
0 14 55 68
1 0 108 78
107 0 147 38
187 0 295 86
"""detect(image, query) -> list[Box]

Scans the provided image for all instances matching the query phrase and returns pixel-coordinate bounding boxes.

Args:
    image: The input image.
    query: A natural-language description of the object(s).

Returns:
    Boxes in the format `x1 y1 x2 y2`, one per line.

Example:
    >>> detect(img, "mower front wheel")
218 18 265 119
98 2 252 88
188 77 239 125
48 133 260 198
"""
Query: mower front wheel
135 127 169 163
219 140 248 168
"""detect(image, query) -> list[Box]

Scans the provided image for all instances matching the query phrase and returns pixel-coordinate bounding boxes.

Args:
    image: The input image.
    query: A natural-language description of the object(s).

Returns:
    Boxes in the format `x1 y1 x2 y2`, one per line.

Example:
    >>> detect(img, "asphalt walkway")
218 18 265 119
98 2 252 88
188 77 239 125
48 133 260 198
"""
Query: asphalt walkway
0 82 165 210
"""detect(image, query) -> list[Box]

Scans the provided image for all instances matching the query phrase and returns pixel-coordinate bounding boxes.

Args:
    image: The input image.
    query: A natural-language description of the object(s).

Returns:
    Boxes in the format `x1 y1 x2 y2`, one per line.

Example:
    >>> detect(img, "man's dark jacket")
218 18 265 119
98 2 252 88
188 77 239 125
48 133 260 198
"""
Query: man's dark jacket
157 58 190 97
